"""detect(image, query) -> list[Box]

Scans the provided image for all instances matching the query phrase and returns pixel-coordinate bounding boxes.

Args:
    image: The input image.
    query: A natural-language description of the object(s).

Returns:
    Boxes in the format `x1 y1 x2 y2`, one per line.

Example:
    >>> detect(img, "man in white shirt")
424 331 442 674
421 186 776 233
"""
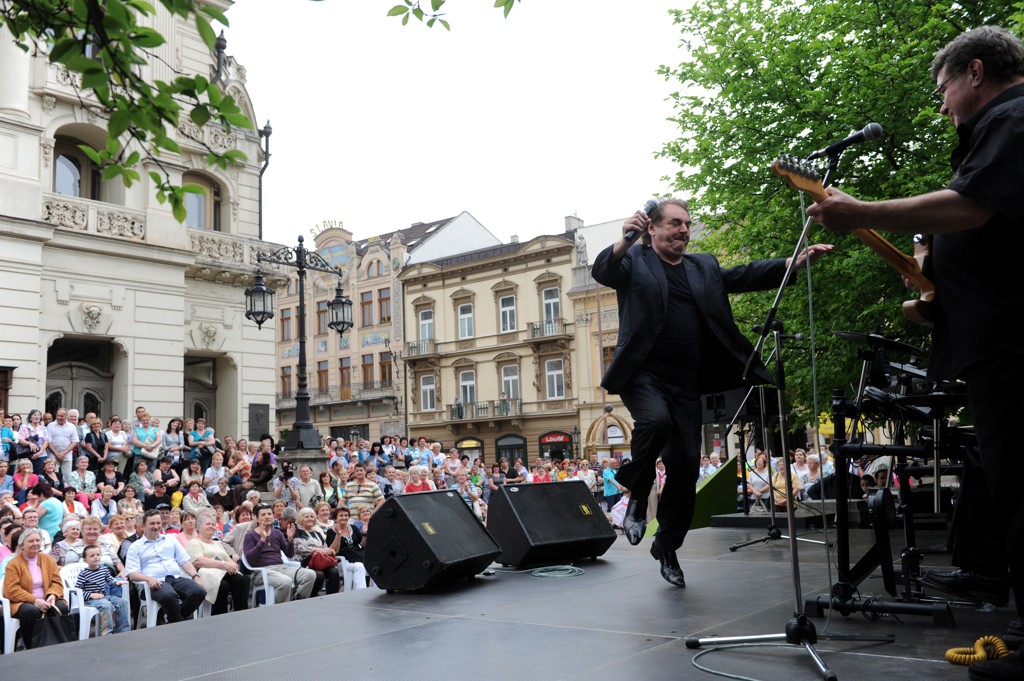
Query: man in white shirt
46 408 79 479
125 509 206 622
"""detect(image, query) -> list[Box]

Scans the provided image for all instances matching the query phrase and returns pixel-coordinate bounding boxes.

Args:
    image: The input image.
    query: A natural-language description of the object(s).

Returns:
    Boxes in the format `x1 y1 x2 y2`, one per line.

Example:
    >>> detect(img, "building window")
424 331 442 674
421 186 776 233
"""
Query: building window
339 359 351 400
458 303 474 339
379 288 391 324
362 354 374 384
280 366 292 396
459 370 476 405
287 278 296 295
361 291 374 326
601 345 615 374
501 364 520 399
280 308 292 341
542 287 561 334
366 259 385 277
499 295 516 333
54 139 102 200
316 301 329 335
380 352 393 386
545 358 564 399
419 309 434 340
317 361 329 392
183 172 222 231
420 375 436 411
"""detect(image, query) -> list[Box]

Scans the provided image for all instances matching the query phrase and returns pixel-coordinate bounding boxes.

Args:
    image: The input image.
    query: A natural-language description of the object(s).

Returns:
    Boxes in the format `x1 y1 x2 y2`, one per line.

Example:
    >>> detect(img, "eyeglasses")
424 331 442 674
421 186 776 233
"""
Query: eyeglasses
932 72 961 102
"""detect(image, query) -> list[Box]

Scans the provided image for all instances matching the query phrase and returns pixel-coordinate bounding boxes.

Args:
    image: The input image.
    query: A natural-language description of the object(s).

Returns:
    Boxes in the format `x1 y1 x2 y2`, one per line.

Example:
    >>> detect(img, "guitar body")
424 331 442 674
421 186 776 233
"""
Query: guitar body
902 235 934 326
771 155 935 326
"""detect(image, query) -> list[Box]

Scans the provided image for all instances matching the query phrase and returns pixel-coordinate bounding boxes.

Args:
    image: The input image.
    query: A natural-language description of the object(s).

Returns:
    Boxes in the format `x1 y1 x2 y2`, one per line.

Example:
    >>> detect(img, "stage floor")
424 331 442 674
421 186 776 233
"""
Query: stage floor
1 525 1013 681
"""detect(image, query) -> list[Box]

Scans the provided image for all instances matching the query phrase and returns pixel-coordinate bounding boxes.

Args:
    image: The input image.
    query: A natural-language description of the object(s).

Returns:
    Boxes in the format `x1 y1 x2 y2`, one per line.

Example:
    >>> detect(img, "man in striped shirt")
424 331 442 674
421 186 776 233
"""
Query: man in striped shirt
340 463 385 514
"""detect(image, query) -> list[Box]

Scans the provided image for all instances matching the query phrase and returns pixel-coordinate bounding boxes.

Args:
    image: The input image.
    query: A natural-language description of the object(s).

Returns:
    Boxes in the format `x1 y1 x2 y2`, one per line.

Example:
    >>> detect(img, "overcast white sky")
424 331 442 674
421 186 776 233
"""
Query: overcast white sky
224 1 688 247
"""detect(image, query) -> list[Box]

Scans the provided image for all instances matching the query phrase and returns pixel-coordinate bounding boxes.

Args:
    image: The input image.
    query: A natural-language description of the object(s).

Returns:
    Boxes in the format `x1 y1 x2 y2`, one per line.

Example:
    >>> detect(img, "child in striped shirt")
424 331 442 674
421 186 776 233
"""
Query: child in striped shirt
75 544 130 634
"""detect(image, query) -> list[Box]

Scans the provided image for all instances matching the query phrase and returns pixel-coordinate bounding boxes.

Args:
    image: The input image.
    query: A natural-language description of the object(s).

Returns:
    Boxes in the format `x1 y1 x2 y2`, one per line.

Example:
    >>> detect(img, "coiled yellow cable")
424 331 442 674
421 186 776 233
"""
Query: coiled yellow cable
945 636 1011 665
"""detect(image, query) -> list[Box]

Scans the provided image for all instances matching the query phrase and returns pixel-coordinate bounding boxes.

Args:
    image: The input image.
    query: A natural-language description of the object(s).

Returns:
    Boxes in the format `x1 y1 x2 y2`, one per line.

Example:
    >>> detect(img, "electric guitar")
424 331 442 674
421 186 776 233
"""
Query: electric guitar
771 154 935 326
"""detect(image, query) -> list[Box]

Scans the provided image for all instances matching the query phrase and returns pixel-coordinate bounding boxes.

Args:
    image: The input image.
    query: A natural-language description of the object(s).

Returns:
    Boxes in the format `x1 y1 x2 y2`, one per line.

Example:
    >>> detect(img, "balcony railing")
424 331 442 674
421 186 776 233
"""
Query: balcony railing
414 397 572 423
447 399 523 420
406 339 437 356
42 193 147 242
529 318 569 339
276 382 394 408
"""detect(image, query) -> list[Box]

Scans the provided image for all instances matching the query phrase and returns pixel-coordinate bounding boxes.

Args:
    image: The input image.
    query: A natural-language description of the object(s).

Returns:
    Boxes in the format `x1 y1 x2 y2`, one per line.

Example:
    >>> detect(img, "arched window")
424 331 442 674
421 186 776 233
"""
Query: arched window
183 172 223 231
54 138 101 200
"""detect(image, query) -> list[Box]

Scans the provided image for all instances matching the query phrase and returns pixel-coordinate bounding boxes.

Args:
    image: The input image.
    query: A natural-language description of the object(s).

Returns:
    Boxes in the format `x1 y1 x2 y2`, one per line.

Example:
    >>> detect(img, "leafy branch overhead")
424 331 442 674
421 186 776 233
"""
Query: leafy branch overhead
1 0 516 221
387 0 518 29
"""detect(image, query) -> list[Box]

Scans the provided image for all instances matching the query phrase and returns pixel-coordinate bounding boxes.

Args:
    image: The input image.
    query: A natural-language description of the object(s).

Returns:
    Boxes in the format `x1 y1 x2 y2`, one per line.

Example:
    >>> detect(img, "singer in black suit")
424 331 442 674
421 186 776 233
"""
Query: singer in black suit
592 198 831 586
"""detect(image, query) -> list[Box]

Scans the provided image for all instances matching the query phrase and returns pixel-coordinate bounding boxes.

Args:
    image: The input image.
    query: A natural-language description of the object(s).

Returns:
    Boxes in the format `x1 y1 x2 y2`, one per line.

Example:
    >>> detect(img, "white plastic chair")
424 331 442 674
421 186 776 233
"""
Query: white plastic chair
0 579 22 653
241 551 294 607
132 577 202 628
132 580 165 629
59 562 102 639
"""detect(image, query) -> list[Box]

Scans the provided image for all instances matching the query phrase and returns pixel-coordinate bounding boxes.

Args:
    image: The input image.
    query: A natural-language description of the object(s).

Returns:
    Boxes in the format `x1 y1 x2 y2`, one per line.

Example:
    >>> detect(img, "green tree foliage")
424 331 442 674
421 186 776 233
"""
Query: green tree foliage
1 0 514 220
658 0 1022 427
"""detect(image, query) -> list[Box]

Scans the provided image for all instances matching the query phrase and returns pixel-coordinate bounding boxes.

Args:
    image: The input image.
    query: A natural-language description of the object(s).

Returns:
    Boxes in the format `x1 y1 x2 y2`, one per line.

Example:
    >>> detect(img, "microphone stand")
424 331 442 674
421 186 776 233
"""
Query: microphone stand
686 152 893 680
729 380 830 552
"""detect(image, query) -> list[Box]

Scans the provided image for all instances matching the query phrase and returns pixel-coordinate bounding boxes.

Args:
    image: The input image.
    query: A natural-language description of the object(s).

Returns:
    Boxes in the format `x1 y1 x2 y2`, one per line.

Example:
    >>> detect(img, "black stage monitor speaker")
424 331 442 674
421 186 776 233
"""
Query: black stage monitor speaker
364 489 501 592
487 481 616 567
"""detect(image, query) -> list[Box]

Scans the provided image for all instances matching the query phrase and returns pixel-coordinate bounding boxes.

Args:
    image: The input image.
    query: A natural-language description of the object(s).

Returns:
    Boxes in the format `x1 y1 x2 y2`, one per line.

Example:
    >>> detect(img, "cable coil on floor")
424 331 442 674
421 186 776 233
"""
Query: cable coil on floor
945 636 1011 665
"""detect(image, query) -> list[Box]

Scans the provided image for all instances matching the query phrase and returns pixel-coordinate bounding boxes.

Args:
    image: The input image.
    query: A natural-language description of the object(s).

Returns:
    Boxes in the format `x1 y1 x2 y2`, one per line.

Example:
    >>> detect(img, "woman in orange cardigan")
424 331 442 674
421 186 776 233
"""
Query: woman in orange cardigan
3 527 69 648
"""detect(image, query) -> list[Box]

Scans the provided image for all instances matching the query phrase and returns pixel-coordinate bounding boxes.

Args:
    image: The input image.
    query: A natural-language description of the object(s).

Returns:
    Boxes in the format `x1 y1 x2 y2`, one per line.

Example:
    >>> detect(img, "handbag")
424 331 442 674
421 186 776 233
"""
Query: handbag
307 550 339 571
30 608 78 648
13 442 33 458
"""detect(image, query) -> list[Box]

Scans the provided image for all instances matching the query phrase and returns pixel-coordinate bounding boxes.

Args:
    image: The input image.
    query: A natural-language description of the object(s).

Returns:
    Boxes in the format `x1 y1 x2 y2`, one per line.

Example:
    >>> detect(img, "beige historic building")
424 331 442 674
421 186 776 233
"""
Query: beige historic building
273 214 502 445
398 232 582 463
0 4 282 440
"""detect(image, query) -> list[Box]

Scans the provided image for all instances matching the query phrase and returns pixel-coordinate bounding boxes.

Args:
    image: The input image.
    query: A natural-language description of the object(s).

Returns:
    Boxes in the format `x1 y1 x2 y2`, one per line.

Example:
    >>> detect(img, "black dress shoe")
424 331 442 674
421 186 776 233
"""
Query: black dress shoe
968 648 1024 681
623 498 648 546
650 538 686 587
920 568 1010 606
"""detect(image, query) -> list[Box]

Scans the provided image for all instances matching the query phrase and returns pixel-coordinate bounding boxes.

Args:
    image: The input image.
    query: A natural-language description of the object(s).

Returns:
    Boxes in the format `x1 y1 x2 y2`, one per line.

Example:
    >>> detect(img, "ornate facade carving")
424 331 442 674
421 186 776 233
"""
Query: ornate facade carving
97 210 146 241
41 95 56 112
192 232 244 264
82 303 102 332
42 198 88 230
200 323 218 349
40 137 54 169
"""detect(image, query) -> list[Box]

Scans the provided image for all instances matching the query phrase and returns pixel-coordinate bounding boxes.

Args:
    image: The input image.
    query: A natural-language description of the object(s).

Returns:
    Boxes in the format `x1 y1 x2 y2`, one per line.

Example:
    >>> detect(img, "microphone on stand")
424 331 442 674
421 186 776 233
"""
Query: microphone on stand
623 199 659 244
806 122 883 160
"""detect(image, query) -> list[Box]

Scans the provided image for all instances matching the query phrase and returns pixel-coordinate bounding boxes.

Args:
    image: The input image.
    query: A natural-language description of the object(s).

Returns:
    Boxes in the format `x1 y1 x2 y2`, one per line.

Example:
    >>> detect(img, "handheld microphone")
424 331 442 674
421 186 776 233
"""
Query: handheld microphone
624 199 659 243
806 122 883 160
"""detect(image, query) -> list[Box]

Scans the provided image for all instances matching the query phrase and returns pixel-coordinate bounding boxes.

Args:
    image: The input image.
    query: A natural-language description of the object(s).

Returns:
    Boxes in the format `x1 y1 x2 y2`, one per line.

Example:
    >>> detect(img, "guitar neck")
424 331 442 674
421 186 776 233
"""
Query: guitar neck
799 179 932 292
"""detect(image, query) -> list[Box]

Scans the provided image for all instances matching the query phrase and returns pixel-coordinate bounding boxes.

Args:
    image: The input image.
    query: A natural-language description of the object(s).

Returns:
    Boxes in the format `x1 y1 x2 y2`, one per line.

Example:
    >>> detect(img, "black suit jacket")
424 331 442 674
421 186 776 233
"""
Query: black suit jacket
591 243 791 395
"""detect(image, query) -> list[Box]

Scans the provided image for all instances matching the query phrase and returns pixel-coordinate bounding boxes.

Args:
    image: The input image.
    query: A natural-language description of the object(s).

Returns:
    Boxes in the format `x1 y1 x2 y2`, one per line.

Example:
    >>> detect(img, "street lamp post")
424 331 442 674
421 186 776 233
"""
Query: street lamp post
384 337 406 438
245 235 352 451
571 425 580 459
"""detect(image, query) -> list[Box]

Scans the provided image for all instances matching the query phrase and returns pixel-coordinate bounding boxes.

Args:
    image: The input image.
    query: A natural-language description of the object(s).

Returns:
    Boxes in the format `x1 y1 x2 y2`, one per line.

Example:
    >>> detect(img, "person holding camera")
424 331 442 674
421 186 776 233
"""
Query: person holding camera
272 460 301 510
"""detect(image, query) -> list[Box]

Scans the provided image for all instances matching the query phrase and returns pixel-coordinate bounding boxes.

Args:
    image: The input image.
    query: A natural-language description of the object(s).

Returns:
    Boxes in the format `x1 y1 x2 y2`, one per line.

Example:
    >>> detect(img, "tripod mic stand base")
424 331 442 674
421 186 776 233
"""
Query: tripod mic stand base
805 595 956 627
685 614 890 681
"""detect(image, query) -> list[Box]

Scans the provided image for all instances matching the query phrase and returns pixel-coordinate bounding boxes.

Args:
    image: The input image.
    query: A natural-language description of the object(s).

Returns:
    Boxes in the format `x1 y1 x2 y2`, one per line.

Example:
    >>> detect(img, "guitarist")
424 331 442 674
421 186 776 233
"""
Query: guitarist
807 26 1024 681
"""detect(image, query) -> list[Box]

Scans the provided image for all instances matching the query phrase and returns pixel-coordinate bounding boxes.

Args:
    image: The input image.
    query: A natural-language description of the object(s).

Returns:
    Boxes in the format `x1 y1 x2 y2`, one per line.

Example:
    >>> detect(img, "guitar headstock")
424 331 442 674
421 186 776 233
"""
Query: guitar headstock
771 154 828 201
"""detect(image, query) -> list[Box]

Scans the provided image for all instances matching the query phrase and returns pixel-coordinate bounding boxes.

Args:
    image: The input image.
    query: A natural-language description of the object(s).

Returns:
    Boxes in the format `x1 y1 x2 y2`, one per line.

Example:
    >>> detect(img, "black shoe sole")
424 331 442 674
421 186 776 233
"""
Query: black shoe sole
624 518 647 546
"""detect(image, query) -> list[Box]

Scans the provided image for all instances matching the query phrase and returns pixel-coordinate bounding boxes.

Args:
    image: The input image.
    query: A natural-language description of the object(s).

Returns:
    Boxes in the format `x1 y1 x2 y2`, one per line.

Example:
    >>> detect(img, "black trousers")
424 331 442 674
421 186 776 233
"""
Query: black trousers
961 354 1024 618
149 576 206 622
14 600 69 649
614 370 703 552
211 573 250 615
